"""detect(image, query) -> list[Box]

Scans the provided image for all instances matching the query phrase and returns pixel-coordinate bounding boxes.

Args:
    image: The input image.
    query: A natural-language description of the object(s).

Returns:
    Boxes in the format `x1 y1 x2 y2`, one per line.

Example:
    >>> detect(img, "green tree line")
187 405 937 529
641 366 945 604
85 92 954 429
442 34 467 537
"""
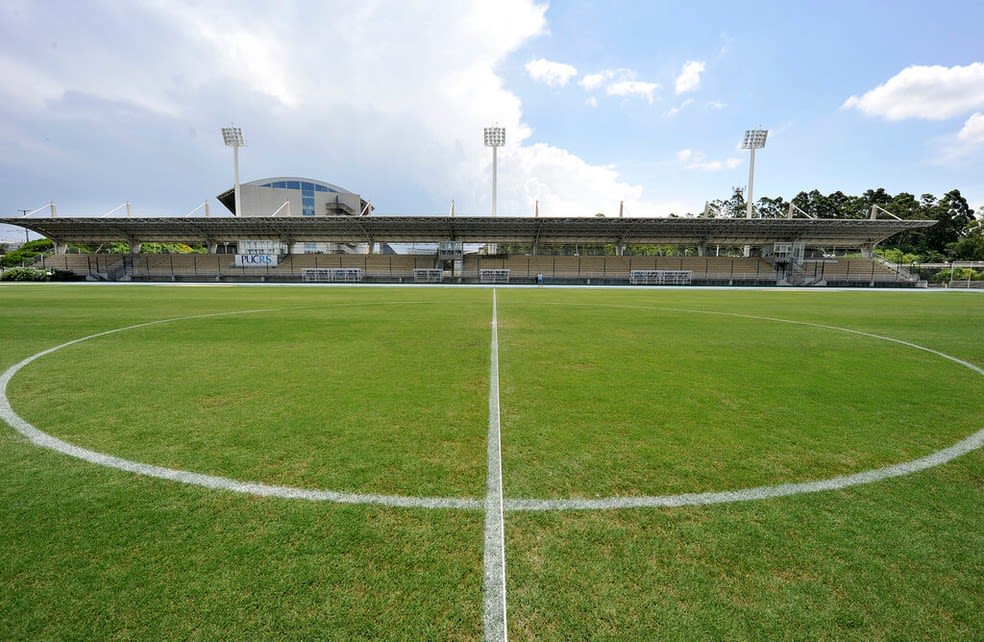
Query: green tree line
704 187 981 262
1 240 205 267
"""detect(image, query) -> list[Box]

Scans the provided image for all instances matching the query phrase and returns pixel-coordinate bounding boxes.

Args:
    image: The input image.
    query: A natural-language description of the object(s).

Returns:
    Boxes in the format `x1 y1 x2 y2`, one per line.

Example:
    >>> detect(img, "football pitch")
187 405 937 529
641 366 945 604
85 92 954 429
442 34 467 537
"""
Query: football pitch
1 284 981 640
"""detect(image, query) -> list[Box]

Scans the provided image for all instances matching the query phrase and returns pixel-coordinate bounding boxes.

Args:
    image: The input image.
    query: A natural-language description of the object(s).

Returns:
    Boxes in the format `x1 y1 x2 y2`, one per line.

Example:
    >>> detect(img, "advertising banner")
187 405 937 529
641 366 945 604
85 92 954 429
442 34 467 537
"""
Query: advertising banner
234 254 278 267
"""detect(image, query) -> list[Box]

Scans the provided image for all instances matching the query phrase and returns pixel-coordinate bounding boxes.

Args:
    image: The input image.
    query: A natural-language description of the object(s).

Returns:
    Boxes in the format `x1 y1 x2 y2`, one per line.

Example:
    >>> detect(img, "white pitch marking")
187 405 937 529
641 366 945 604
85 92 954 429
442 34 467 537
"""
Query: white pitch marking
0 309 483 510
505 426 984 510
503 307 984 510
482 289 508 642
0 303 981 515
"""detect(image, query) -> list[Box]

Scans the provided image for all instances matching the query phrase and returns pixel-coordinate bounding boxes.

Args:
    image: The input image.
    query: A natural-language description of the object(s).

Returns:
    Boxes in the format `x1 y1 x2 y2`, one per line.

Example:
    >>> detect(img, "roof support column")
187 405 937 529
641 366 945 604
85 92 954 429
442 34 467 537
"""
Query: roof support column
53 240 68 255
860 244 874 259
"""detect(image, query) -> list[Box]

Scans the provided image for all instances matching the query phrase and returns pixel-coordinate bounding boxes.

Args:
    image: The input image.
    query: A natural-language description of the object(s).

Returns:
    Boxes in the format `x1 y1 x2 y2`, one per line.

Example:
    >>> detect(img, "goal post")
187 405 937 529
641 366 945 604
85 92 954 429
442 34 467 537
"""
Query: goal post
629 270 692 285
480 269 510 284
301 268 364 283
413 268 443 283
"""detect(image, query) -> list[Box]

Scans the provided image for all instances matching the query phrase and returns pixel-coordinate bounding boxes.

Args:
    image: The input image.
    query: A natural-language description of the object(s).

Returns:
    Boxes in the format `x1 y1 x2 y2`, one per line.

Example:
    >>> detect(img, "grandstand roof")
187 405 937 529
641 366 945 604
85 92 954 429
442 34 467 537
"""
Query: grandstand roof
0 215 935 249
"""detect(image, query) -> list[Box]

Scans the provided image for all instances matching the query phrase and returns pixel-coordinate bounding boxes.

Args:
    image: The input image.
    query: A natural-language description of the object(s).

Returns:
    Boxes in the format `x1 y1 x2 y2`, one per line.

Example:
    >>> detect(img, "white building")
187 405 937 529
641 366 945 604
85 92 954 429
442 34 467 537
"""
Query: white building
217 177 372 254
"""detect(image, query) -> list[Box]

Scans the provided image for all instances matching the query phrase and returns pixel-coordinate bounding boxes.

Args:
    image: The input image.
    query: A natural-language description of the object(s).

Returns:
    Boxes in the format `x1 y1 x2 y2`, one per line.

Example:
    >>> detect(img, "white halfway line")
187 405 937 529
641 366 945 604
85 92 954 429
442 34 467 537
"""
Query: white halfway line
483 289 508 642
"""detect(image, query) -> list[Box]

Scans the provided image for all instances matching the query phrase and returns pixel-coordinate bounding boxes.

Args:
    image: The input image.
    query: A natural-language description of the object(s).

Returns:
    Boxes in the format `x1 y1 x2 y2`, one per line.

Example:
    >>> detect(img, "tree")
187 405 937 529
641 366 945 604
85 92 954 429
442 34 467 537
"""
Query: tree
949 234 984 260
860 187 892 214
927 190 975 256
1 239 54 267
725 187 746 217
756 196 787 218
139 242 204 254
828 191 867 219
791 189 839 218
886 192 921 219
948 213 984 260
622 244 679 256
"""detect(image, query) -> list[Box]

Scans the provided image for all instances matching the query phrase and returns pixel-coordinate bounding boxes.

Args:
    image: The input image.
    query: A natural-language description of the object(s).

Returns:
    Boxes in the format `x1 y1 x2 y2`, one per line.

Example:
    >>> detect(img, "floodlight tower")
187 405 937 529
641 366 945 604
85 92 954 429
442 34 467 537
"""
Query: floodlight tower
222 126 246 217
741 129 768 219
484 126 506 217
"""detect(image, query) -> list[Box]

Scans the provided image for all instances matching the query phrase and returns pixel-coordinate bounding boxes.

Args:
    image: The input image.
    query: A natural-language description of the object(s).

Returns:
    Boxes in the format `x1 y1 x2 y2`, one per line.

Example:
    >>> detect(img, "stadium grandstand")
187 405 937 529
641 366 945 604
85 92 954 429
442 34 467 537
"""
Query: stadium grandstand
1 176 937 286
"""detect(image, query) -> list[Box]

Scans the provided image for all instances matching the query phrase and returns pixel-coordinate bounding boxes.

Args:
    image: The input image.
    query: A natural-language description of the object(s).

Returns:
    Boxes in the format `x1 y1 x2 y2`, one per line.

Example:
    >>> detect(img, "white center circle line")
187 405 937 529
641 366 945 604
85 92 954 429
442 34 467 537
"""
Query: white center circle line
1 306 981 511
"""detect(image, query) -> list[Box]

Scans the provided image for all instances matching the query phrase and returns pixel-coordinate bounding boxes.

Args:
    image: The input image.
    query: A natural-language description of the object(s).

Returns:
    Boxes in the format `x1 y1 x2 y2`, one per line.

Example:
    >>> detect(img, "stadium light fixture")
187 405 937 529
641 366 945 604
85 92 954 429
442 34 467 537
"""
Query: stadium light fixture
222 126 246 217
484 126 506 217
741 129 768 220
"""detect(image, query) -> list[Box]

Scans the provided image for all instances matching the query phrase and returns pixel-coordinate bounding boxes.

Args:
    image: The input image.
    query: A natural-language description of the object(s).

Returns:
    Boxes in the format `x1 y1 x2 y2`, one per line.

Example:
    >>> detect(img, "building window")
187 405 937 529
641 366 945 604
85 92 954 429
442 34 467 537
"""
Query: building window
260 180 338 194
302 185 316 216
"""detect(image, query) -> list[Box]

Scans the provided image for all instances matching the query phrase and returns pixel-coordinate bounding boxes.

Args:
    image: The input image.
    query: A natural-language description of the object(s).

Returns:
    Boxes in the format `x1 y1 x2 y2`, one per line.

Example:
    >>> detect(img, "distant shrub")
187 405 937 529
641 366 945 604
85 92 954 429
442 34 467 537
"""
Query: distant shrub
930 268 984 282
1 267 50 281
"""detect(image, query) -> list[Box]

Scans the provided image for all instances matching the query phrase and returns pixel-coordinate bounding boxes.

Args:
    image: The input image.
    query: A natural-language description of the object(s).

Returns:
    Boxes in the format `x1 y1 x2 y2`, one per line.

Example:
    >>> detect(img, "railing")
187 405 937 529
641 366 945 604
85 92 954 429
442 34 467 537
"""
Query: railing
873 256 918 282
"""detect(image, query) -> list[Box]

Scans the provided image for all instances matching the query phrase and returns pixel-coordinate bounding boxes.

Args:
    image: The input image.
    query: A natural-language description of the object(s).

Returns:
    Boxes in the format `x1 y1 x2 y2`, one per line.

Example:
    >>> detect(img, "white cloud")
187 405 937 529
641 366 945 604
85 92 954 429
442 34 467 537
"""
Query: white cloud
580 72 608 91
579 69 623 90
937 111 984 163
607 80 659 103
581 68 660 103
665 98 694 117
957 112 984 145
154 2 298 107
505 143 688 216
674 60 705 95
677 149 742 171
525 58 577 86
585 96 598 108
842 62 984 121
0 1 687 218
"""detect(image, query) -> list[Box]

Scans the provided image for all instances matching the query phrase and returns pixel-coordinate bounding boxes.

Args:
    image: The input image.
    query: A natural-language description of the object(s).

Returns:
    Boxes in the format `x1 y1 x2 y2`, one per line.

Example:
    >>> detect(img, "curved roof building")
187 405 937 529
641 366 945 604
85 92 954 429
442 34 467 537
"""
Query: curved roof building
216 177 372 218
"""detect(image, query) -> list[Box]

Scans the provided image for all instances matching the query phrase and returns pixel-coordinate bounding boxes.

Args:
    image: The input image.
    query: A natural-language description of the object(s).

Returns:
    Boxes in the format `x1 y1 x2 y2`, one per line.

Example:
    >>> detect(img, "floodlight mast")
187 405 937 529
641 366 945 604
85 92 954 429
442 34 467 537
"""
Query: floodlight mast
484 126 506 217
741 129 768 220
222 127 246 217
484 126 505 255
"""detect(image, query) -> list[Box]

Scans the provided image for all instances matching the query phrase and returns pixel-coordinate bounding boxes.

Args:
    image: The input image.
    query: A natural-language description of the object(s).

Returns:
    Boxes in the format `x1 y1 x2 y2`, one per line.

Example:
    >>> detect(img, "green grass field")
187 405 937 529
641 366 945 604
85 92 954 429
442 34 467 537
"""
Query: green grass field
1 284 981 640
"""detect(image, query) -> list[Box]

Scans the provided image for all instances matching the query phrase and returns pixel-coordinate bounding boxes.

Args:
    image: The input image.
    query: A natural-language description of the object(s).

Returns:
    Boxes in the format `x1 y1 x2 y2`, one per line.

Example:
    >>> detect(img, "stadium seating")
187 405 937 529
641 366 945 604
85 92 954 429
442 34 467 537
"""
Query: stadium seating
38 254 126 279
29 250 920 288
799 259 906 285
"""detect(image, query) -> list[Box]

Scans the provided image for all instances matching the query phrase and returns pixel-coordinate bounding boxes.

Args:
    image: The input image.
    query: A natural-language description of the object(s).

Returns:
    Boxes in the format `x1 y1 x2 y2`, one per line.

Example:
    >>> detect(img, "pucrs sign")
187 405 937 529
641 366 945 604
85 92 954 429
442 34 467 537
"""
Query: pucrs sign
234 254 279 268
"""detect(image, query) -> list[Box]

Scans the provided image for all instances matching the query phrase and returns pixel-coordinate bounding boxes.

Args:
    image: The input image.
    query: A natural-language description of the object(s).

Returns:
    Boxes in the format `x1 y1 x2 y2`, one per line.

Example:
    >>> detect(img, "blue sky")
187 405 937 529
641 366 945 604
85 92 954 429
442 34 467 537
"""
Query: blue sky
2 0 983 241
